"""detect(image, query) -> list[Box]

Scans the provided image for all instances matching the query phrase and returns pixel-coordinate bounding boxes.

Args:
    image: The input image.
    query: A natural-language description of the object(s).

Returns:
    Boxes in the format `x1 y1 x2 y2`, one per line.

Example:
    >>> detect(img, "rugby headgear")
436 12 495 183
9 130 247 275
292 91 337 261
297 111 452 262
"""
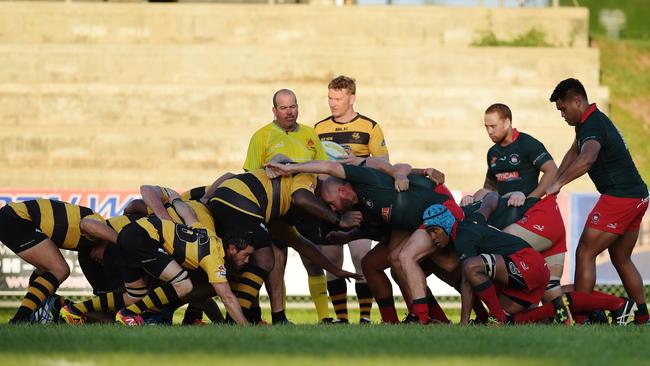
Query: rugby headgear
422 204 455 237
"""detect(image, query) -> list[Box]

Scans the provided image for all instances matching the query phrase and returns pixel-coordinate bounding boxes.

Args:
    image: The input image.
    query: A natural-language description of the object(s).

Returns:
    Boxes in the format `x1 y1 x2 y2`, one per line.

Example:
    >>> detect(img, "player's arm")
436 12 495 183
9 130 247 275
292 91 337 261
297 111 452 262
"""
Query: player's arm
171 199 199 226
368 123 389 161
242 131 266 172
547 140 599 195
140 185 175 221
410 167 445 185
271 222 363 281
199 172 236 204
363 158 411 192
553 140 580 184
80 218 119 244
528 159 558 199
460 175 496 207
459 273 474 325
266 160 346 179
210 282 248 325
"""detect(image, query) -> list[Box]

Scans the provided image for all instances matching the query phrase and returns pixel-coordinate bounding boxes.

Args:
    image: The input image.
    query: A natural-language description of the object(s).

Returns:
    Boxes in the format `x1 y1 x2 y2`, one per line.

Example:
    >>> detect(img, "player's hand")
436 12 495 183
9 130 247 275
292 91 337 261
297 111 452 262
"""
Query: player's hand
460 195 475 207
425 168 445 185
264 163 293 178
325 230 352 245
506 191 526 207
339 211 363 229
164 187 182 201
545 182 561 196
335 269 364 282
394 172 410 192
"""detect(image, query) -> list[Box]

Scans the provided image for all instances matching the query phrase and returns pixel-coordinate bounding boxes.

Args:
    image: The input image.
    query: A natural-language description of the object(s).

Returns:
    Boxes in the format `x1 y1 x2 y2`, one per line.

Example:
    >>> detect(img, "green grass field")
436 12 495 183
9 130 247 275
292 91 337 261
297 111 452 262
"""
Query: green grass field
1 308 649 366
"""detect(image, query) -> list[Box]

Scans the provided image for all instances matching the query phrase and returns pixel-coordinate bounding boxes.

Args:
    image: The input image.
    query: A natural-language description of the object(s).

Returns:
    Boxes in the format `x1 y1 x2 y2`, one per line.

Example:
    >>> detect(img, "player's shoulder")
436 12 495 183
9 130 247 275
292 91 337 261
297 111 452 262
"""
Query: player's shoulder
314 116 334 128
356 114 380 127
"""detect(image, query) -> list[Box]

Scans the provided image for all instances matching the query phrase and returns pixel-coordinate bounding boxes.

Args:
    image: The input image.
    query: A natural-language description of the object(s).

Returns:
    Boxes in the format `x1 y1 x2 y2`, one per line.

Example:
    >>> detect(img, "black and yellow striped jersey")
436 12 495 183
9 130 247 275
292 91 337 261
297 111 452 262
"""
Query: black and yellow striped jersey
211 169 317 222
181 186 210 202
314 114 388 158
105 214 141 233
153 188 216 232
134 216 227 284
5 199 104 250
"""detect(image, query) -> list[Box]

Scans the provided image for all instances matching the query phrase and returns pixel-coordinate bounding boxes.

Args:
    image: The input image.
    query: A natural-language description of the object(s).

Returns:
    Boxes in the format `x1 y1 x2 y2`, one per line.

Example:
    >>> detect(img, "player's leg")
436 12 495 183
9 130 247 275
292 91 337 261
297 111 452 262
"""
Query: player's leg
609 230 647 324
574 227 619 294
349 239 373 323
322 245 347 323
266 243 289 324
361 237 398 323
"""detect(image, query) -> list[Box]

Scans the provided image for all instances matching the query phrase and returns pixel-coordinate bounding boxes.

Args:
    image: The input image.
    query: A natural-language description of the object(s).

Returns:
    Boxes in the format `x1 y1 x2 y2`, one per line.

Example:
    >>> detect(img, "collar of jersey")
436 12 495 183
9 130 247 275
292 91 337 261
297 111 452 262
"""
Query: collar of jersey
579 103 598 124
272 121 300 133
331 113 360 124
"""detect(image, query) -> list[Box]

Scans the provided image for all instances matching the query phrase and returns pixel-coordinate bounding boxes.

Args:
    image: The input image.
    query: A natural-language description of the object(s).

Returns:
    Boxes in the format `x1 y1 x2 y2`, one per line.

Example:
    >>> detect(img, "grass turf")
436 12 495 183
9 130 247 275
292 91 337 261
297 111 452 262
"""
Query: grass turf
1 308 649 366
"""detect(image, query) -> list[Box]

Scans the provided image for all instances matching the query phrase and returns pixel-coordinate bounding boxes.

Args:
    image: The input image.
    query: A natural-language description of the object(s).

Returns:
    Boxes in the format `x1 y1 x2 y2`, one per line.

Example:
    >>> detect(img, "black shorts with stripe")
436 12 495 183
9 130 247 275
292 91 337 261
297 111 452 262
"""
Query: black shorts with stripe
208 200 272 250
116 223 174 283
0 206 48 253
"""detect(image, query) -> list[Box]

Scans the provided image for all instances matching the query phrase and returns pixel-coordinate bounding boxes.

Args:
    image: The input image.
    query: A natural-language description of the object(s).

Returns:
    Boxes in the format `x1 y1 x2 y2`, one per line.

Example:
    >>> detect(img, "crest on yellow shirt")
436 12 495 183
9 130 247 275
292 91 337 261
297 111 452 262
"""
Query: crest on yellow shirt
352 132 361 141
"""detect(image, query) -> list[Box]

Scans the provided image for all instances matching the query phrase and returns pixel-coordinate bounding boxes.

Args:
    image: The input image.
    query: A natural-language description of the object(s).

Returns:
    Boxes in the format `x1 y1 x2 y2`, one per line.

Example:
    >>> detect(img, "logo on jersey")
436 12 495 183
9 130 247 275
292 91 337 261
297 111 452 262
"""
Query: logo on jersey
509 154 521 166
260 223 268 232
381 207 392 222
490 157 498 167
508 262 521 276
606 223 618 230
352 132 361 141
519 261 529 271
591 212 600 224
273 142 285 149
495 171 520 182
533 224 544 232
217 265 227 278
307 139 315 148
363 198 374 208
380 139 386 147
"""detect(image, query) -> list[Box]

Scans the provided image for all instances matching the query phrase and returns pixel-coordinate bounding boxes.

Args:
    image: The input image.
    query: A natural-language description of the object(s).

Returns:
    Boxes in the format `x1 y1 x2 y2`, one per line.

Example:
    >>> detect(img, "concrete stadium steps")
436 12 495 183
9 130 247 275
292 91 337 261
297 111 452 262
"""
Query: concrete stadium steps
0 3 588 48
0 45 601 87
0 83 609 129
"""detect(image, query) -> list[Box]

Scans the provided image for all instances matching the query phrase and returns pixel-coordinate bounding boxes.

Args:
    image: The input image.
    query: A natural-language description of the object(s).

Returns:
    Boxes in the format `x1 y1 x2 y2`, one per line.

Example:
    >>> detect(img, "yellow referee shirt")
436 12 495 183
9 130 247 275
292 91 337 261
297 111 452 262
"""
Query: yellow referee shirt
243 122 328 171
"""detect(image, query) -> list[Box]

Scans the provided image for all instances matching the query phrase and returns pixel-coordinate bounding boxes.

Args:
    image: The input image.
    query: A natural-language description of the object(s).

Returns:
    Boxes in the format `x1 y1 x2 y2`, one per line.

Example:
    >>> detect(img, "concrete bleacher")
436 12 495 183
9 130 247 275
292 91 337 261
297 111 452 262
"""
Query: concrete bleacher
0 2 604 191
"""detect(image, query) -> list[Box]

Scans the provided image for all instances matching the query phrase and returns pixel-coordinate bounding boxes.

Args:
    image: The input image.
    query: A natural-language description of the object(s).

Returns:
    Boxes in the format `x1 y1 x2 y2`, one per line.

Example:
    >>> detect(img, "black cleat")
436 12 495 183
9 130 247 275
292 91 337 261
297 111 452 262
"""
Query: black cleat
611 298 635 326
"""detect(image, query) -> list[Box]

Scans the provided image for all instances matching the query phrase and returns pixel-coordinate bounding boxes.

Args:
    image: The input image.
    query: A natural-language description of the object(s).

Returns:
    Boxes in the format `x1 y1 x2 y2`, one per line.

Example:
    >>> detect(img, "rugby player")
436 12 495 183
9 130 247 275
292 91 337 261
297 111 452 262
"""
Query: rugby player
546 78 648 324
314 75 389 323
242 89 331 323
265 158 462 324
62 199 252 325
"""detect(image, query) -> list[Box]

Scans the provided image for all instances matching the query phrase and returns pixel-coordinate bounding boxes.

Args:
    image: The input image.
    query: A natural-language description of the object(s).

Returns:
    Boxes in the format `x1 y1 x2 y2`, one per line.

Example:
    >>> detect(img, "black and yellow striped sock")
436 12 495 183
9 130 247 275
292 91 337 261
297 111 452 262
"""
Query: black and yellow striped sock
355 282 373 321
13 272 60 321
72 291 125 314
236 264 268 314
126 283 180 315
328 278 348 321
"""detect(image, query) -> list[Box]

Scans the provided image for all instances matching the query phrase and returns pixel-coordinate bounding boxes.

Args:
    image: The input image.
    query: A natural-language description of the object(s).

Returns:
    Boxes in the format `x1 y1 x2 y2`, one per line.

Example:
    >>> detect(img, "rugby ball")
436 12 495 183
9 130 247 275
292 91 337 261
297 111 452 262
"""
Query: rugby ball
321 141 348 161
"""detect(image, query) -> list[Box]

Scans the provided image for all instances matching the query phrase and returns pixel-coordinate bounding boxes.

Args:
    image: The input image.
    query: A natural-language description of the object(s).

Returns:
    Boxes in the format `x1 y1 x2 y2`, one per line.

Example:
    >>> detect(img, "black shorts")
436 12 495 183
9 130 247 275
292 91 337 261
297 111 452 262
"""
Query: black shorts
77 244 123 294
116 223 174 283
0 206 48 254
209 200 272 250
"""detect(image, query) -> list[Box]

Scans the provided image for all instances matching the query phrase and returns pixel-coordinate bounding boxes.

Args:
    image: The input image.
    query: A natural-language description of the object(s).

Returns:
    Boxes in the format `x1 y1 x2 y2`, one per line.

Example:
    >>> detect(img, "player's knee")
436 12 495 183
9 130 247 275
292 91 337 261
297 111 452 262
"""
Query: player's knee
462 257 487 278
397 250 413 269
173 278 193 298
50 261 71 283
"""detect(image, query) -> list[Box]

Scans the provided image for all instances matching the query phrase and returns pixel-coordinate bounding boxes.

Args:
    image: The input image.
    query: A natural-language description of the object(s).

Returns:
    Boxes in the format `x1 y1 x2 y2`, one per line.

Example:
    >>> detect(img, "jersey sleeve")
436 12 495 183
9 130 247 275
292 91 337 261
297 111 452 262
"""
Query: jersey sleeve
485 150 496 181
576 122 605 149
523 135 553 170
289 173 317 195
243 130 266 171
368 123 389 157
201 238 228 284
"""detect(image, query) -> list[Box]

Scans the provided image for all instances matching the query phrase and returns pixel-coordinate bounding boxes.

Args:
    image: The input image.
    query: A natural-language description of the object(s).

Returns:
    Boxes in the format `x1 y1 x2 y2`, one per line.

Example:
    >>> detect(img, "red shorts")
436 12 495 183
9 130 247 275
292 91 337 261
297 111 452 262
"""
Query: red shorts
586 194 649 235
418 184 465 230
515 195 567 257
497 247 550 306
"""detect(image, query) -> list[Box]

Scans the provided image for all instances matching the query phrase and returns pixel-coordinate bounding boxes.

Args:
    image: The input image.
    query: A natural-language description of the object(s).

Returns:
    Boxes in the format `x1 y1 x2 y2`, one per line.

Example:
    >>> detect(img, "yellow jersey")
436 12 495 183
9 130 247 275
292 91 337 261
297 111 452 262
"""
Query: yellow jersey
243 122 328 171
315 114 388 158
135 217 227 284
